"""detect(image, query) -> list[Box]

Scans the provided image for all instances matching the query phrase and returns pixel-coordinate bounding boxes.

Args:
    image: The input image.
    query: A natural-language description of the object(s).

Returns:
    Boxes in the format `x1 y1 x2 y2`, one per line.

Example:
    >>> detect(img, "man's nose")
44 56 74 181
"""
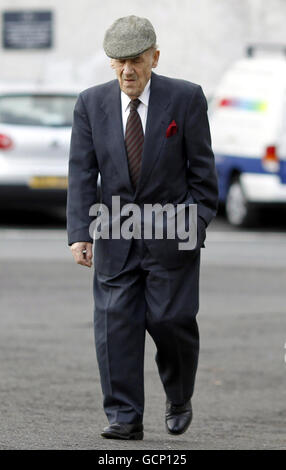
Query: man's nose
123 61 134 75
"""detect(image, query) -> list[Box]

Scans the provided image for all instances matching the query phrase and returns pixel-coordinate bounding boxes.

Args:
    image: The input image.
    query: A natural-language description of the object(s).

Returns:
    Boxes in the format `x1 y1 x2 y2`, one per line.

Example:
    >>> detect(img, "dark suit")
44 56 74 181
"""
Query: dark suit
67 72 218 424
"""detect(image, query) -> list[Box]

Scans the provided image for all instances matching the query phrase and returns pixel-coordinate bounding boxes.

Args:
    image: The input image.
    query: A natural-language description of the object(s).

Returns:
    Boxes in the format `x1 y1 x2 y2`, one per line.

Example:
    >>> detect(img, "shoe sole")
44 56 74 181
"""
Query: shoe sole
101 431 144 440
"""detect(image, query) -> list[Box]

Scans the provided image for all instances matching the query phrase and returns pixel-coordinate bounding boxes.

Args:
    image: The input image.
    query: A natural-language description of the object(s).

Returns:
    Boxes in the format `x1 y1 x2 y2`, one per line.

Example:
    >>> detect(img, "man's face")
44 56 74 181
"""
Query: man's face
111 48 160 99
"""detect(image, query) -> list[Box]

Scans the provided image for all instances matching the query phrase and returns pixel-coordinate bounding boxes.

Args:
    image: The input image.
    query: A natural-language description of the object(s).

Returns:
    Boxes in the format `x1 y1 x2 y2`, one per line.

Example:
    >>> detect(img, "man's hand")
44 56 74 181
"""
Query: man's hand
70 242 93 268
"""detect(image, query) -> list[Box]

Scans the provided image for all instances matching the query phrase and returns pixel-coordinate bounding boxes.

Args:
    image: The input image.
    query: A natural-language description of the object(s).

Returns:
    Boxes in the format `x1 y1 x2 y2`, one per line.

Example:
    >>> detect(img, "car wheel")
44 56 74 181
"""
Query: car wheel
225 178 257 227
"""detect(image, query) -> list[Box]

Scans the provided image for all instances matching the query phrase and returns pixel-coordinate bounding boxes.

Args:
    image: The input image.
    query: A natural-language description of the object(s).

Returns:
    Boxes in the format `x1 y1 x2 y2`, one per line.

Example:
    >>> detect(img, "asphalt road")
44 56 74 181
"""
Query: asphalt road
0 210 285 450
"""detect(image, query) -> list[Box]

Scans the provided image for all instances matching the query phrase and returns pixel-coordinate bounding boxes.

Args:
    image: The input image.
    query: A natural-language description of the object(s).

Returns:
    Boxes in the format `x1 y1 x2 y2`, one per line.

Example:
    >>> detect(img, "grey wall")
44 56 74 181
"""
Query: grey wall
1 0 286 94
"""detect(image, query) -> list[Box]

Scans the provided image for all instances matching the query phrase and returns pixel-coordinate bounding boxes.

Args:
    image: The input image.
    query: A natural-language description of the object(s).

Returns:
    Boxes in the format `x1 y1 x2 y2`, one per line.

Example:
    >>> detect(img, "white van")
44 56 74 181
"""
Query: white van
209 46 286 226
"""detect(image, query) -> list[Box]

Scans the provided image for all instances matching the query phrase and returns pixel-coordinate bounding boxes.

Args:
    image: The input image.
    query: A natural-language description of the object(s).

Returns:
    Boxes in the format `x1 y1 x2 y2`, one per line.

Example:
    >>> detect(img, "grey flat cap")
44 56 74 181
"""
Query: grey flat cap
103 15 156 59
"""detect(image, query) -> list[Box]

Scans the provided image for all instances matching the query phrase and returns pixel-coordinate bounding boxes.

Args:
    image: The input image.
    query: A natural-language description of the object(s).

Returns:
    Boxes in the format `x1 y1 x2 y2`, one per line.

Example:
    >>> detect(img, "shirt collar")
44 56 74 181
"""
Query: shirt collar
121 78 151 112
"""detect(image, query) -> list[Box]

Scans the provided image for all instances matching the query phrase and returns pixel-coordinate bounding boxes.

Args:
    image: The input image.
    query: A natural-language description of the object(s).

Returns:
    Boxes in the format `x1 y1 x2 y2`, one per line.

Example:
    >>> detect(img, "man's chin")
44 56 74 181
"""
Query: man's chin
123 88 140 99
121 82 141 98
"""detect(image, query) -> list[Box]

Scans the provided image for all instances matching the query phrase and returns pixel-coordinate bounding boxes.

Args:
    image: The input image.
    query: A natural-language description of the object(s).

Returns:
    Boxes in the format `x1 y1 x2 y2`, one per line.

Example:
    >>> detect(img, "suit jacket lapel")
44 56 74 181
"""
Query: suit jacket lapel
135 72 171 196
100 74 172 197
100 81 133 193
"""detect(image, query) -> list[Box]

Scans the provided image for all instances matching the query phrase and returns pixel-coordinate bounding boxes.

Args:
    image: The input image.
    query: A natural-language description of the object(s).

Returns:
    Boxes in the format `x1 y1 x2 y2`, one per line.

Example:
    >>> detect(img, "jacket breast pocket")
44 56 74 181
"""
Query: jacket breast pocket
164 134 183 158
165 133 181 145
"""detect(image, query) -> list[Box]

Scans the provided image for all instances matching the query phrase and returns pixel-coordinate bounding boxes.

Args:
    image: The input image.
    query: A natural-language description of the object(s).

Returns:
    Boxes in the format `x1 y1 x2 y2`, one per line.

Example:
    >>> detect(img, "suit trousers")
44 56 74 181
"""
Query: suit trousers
93 238 201 425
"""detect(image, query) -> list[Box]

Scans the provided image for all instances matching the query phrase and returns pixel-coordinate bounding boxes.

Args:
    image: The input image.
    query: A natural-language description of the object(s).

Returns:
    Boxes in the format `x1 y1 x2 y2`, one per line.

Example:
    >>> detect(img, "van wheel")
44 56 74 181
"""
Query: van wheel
225 179 256 227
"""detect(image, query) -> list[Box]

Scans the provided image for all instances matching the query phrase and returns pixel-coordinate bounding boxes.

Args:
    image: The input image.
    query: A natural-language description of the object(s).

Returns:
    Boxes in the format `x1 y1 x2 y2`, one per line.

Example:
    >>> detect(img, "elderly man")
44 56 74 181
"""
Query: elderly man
67 15 218 440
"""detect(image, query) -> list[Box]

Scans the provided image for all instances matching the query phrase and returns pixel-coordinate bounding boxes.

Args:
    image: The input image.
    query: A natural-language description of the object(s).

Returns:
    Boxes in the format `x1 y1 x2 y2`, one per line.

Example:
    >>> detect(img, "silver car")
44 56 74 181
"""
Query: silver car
0 82 79 209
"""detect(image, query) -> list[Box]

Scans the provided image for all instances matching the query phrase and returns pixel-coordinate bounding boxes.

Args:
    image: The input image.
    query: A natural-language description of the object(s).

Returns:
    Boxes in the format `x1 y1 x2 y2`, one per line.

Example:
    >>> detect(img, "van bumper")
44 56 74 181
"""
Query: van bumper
240 173 286 203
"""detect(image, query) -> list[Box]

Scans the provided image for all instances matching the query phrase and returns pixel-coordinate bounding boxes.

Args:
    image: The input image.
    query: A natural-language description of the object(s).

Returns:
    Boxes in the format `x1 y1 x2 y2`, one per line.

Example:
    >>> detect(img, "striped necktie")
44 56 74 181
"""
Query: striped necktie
125 98 144 188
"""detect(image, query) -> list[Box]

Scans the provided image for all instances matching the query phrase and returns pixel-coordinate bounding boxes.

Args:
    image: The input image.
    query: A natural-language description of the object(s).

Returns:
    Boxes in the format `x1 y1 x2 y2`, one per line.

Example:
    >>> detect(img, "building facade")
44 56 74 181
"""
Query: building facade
0 0 286 94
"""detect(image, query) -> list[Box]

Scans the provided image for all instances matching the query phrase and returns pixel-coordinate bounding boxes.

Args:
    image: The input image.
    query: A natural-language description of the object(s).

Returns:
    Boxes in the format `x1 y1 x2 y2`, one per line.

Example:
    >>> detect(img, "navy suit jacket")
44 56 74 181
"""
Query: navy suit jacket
67 72 218 275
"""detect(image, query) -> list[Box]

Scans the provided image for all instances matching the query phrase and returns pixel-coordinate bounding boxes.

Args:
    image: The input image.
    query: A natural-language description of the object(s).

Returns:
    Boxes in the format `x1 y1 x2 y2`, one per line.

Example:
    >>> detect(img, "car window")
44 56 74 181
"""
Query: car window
0 94 77 127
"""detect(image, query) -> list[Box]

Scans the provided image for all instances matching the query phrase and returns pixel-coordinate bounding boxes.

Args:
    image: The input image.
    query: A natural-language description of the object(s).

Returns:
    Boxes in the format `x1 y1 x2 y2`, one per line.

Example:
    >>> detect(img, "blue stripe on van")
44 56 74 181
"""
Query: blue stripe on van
214 153 286 201
281 160 286 184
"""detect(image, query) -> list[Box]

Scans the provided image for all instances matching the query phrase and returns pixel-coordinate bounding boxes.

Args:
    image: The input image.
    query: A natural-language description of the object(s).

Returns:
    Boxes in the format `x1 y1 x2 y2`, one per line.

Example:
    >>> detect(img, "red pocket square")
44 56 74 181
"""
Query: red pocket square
166 120 178 138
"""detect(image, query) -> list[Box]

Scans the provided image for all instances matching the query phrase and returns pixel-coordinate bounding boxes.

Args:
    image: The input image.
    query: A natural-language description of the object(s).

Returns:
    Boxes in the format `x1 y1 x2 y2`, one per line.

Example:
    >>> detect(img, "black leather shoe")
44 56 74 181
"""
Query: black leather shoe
101 422 144 440
165 399 192 435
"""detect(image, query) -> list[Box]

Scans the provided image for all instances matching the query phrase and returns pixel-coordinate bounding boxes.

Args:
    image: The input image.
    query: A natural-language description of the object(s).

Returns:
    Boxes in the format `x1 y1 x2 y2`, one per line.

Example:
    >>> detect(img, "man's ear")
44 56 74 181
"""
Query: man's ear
152 50 160 69
110 59 115 69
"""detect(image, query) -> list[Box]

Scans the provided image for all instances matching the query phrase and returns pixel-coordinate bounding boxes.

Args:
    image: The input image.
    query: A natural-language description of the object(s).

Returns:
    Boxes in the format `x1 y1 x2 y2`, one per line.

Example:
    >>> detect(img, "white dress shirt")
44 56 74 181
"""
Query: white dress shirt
121 79 151 135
